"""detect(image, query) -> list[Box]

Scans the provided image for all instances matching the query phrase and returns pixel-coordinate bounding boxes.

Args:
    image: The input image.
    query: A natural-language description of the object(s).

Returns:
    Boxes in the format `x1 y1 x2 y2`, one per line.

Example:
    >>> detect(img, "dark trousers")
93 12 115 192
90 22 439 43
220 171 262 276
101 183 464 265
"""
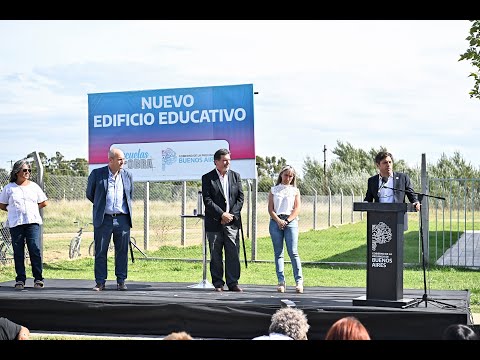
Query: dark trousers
94 214 130 285
206 224 240 289
10 223 43 283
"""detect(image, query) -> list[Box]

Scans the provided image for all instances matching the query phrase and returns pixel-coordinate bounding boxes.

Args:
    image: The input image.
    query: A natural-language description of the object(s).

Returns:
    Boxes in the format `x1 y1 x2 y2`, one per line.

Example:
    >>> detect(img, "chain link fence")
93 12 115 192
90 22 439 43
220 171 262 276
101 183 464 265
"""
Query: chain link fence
1 169 478 268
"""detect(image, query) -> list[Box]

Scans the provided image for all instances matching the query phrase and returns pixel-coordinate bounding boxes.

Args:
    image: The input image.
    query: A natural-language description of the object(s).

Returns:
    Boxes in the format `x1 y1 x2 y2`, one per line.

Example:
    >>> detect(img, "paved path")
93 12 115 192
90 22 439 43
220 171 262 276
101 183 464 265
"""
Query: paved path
434 231 480 324
435 230 480 267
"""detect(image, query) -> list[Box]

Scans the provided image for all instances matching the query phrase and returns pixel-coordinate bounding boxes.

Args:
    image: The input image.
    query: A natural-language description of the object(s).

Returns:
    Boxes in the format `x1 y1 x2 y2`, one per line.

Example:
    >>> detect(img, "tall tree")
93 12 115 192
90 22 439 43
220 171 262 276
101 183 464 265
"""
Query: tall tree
256 155 288 192
459 20 480 100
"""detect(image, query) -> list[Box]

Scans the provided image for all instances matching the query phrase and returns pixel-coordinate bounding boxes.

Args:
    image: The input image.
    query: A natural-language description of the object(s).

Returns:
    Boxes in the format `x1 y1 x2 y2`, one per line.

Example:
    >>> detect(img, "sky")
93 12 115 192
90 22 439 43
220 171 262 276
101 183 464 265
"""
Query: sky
0 20 478 176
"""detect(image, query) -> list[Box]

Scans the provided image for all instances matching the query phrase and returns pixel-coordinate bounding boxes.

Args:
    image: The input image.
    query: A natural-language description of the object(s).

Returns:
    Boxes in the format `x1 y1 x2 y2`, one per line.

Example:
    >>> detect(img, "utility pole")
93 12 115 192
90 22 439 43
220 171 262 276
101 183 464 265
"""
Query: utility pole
323 145 327 175
323 145 328 194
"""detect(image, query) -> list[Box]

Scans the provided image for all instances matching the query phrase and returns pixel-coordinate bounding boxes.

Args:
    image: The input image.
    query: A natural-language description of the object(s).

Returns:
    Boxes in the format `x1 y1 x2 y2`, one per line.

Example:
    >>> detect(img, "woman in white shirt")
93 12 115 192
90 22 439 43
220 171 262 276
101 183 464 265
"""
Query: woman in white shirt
0 159 48 290
267 165 304 293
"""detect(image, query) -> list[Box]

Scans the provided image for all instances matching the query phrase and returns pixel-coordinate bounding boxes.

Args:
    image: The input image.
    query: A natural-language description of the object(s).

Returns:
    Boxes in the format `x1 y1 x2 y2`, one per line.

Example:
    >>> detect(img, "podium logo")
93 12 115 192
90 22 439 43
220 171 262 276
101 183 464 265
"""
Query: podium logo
371 221 392 251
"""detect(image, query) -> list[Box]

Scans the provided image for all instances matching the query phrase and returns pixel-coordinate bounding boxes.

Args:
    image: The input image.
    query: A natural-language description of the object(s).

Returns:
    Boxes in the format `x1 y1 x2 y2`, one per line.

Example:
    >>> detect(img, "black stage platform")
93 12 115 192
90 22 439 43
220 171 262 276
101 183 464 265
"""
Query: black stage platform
0 279 472 340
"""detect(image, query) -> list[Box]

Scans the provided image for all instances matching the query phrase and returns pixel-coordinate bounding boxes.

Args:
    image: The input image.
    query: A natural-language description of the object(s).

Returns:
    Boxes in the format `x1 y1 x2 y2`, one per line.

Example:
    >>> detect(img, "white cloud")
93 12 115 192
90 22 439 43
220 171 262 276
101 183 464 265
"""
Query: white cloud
0 20 478 177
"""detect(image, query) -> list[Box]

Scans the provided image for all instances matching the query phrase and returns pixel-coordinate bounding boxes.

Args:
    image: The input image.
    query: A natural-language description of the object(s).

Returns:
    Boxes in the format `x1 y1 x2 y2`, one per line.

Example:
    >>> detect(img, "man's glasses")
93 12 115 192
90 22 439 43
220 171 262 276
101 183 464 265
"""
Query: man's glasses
22 169 32 173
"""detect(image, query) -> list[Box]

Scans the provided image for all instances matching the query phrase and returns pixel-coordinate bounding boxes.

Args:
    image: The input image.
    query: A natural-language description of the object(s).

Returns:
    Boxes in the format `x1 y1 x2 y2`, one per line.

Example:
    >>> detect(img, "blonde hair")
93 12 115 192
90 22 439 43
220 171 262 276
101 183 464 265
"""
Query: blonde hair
275 165 297 187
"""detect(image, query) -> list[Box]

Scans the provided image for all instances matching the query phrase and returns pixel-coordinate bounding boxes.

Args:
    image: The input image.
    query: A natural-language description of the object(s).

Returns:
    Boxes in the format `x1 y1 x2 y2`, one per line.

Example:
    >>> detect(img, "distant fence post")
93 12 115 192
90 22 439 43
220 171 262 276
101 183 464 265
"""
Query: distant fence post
340 189 344 225
312 187 317 230
328 187 332 227
351 189 355 223
181 181 186 246
251 178 258 261
33 151 44 259
247 180 252 238
144 181 150 251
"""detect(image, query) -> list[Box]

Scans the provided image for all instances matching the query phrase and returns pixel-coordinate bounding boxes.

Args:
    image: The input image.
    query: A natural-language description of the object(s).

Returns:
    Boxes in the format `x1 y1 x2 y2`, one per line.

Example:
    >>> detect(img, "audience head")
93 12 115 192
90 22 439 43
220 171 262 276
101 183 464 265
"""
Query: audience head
268 307 310 340
442 324 479 340
163 331 193 340
325 316 371 340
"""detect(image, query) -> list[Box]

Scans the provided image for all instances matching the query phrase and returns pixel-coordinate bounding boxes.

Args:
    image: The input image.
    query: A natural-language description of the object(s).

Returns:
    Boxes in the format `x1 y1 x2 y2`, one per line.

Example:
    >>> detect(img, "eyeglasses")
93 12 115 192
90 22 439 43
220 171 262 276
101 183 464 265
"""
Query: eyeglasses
22 169 32 173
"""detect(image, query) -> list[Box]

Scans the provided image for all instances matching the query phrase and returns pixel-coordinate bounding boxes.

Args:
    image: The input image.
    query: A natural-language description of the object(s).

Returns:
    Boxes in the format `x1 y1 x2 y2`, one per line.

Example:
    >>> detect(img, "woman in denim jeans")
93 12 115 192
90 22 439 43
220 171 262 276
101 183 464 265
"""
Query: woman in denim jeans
267 165 303 293
0 159 48 290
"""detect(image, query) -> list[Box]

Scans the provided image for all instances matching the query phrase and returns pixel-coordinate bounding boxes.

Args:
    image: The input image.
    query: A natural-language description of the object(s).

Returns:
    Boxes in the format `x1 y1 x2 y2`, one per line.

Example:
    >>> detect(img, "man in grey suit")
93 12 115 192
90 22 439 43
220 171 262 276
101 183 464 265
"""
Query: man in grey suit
202 148 244 292
86 148 134 291
364 151 421 212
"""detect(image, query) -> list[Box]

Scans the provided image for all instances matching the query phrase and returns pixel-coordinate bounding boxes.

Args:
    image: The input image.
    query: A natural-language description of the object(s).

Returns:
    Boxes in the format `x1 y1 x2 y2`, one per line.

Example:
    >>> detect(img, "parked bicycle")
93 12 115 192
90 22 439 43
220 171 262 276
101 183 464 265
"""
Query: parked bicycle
88 236 134 257
69 221 92 259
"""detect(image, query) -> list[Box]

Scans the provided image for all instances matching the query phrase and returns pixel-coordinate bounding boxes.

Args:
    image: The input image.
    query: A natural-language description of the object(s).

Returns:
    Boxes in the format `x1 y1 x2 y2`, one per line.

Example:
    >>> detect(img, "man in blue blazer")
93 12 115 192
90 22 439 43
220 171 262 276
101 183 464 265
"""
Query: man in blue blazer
364 151 421 211
86 148 134 291
202 148 244 292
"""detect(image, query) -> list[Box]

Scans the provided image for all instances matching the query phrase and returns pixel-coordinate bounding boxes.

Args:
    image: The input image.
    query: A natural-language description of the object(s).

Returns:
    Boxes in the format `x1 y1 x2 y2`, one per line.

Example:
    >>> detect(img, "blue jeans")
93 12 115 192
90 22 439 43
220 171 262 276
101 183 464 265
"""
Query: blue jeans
269 218 303 285
94 215 130 285
9 223 43 283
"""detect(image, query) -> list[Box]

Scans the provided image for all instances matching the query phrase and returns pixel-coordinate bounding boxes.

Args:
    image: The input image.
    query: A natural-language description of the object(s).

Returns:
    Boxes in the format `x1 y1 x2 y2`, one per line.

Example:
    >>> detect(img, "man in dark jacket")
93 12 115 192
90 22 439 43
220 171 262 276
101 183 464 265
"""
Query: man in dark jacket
364 151 421 212
201 148 244 292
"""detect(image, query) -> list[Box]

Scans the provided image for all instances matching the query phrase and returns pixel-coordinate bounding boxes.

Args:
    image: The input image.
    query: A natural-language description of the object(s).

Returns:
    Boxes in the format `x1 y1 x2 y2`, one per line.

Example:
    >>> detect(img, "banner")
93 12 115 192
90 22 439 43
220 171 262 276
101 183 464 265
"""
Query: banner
88 84 256 180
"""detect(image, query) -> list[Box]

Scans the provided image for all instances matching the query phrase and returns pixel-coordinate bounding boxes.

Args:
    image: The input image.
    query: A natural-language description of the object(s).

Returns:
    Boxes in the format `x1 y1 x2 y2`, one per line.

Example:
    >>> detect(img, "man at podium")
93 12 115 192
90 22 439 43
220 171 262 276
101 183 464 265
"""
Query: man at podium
364 151 421 213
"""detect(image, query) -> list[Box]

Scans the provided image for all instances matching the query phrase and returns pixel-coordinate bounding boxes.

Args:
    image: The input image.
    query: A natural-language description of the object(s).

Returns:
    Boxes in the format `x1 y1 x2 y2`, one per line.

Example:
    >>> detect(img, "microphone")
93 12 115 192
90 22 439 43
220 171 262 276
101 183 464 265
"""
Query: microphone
378 176 389 193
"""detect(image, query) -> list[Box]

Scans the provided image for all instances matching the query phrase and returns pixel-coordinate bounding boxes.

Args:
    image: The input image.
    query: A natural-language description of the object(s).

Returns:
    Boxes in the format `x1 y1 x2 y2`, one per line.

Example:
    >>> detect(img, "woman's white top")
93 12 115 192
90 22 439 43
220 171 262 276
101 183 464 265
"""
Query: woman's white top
270 184 299 216
0 182 47 227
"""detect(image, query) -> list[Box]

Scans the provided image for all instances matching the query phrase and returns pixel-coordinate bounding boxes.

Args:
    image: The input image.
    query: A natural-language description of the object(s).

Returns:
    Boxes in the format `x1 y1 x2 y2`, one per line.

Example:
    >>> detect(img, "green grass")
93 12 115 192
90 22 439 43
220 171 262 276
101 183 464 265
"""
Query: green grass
2 220 480 330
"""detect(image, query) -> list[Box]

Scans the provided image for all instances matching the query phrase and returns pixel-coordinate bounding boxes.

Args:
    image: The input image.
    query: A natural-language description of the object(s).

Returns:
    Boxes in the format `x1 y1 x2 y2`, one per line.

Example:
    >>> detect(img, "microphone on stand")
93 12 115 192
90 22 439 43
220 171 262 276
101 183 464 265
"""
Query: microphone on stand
378 176 389 194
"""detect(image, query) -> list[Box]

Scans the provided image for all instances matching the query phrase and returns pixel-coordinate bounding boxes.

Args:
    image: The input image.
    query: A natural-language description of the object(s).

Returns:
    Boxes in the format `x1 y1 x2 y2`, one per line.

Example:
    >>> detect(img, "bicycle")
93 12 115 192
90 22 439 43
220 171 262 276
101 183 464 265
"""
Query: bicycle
88 236 123 257
69 221 92 259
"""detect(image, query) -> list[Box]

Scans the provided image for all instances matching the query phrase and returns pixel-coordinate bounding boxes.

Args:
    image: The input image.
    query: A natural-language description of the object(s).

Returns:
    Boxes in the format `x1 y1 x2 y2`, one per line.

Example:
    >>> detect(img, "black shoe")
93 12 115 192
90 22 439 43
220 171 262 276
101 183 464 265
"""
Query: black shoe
117 283 127 291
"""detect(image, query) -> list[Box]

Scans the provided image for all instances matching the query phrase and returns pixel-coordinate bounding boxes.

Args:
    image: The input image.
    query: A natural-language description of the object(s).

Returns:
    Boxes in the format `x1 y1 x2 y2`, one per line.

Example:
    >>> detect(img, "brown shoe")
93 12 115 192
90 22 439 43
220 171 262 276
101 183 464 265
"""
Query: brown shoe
229 285 243 292
214 287 224 292
93 283 105 291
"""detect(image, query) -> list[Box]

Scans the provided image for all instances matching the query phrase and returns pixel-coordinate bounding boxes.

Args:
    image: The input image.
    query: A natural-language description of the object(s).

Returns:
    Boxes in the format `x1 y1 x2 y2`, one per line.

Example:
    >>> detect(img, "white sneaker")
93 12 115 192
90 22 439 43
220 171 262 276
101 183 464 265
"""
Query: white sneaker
277 282 286 293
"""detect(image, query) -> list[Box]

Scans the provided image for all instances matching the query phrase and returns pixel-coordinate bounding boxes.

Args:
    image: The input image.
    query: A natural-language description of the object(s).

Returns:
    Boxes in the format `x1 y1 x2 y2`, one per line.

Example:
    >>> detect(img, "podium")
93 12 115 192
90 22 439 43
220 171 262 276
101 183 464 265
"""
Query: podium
180 214 214 289
352 202 416 308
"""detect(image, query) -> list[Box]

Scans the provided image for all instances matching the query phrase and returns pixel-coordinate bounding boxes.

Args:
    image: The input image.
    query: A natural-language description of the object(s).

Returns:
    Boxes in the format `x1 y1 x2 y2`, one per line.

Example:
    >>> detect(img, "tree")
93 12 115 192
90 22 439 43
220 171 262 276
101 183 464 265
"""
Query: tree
459 20 480 100
301 141 421 195
256 155 288 192
25 151 88 176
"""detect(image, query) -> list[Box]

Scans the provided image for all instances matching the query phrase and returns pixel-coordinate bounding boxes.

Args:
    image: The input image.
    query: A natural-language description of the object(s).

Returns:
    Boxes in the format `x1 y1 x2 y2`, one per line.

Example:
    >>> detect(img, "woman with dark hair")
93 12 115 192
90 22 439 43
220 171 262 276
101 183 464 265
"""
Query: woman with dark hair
325 316 371 340
0 159 48 290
